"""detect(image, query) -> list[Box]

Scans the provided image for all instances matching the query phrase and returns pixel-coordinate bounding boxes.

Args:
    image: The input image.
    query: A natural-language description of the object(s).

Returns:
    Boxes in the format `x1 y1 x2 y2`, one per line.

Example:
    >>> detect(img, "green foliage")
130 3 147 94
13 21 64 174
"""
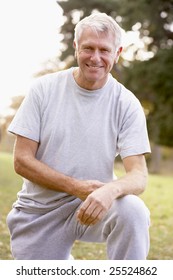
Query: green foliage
123 47 173 146
0 153 173 260
116 0 173 49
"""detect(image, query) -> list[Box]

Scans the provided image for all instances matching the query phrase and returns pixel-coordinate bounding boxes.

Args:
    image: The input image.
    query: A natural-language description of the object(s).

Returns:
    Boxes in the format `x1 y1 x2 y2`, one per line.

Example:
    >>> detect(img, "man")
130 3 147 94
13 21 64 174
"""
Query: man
7 13 151 260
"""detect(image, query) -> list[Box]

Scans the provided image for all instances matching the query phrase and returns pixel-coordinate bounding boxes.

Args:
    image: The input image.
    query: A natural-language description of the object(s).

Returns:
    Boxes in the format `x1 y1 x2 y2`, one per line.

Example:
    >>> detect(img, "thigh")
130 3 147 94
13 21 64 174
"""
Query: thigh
7 200 81 260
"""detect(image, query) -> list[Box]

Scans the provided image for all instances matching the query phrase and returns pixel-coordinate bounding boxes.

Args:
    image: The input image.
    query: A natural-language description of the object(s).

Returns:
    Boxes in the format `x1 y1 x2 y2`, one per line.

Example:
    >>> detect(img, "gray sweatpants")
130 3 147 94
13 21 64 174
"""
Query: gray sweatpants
6 195 150 260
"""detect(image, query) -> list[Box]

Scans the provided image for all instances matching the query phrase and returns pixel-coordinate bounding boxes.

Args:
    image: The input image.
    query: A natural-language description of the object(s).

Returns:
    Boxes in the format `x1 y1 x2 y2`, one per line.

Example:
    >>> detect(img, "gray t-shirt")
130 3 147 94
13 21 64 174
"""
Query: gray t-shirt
8 68 151 213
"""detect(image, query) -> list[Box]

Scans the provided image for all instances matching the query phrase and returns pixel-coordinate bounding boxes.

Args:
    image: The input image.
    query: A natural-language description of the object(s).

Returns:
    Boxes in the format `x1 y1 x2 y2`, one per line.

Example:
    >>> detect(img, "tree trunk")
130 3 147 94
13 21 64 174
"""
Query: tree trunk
149 144 161 174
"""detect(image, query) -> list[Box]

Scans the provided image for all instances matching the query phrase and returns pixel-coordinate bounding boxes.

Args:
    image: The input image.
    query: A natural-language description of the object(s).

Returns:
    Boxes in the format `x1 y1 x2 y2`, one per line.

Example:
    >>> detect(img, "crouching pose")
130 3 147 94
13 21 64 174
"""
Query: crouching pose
7 13 151 260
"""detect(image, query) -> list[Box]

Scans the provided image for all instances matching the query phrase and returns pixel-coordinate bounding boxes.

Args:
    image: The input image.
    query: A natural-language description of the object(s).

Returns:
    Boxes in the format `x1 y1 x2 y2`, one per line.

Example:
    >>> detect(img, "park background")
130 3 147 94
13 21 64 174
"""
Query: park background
0 0 173 259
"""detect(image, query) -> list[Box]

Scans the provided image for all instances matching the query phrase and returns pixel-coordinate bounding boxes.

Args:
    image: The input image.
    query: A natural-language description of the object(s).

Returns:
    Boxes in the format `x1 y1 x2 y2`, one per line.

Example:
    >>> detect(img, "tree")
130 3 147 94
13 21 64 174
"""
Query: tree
123 47 173 147
0 96 25 152
118 0 173 148
116 0 173 171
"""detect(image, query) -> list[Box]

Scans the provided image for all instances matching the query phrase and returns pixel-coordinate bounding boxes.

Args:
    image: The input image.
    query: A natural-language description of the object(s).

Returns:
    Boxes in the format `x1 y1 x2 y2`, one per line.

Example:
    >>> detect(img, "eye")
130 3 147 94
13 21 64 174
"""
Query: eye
82 46 93 54
84 46 92 51
100 48 110 53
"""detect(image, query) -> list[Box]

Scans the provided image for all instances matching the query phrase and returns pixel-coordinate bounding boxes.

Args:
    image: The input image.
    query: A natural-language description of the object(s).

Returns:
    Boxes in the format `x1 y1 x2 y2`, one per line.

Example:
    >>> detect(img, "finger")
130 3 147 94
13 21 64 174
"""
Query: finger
77 201 92 223
78 206 103 225
77 203 97 224
83 208 103 225
77 208 95 225
91 208 106 224
78 207 97 225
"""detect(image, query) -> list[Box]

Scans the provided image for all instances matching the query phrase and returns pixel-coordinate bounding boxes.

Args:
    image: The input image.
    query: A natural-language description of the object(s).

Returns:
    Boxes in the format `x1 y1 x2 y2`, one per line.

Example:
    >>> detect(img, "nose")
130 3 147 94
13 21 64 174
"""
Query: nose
90 50 101 63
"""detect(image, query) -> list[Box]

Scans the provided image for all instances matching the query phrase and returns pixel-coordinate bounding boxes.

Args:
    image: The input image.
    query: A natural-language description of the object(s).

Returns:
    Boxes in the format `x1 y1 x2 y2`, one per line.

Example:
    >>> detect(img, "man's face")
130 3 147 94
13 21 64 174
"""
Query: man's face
74 27 121 90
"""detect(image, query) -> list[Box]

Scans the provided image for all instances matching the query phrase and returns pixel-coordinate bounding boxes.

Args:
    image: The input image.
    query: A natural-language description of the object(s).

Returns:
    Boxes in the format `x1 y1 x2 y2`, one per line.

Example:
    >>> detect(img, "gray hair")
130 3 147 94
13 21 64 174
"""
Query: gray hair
74 13 125 50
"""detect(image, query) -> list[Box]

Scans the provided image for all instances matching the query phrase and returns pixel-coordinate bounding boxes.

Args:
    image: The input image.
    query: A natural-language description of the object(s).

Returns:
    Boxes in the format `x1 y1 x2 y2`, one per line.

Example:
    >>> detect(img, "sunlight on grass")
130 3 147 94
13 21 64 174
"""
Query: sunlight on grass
0 152 22 260
141 175 173 260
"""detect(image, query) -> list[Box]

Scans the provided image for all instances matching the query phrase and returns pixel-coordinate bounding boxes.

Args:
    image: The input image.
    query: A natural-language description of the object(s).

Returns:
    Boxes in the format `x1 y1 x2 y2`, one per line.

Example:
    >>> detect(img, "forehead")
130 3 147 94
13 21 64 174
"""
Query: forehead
78 27 115 48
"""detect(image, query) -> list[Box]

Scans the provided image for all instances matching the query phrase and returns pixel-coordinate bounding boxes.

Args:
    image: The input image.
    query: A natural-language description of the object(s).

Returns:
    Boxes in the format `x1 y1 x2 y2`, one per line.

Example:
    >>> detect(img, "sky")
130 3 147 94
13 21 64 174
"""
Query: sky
0 0 145 116
0 0 63 115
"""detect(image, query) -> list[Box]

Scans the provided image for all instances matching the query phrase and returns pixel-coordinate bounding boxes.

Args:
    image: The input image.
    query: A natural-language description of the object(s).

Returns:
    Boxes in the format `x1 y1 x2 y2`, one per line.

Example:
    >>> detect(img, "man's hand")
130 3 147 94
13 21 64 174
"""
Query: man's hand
76 180 104 201
77 185 115 225
76 155 149 226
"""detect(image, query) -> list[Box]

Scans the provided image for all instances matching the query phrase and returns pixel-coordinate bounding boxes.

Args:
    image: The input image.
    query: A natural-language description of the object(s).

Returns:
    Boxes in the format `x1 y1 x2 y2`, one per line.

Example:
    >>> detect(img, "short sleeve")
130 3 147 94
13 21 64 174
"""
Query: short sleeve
8 84 42 142
117 99 151 159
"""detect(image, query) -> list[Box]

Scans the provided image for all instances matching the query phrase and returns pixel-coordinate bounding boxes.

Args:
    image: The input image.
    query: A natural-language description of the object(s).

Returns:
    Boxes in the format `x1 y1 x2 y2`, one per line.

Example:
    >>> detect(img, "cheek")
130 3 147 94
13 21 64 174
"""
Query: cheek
78 54 91 66
105 57 115 69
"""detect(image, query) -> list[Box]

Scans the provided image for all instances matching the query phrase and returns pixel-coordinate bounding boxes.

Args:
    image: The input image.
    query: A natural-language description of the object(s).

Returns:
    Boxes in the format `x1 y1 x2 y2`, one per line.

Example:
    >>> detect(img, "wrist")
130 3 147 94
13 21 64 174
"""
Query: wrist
104 182 123 199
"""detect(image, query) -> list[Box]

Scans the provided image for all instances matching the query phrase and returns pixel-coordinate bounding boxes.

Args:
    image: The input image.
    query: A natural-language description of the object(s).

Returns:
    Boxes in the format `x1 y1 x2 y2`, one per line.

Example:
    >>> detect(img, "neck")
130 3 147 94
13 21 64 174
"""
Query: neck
73 68 108 90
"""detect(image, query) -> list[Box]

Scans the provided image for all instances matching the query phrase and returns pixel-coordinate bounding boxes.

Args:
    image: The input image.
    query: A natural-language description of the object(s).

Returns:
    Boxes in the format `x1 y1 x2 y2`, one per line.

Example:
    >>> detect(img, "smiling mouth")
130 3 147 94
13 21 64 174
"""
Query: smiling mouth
86 64 103 69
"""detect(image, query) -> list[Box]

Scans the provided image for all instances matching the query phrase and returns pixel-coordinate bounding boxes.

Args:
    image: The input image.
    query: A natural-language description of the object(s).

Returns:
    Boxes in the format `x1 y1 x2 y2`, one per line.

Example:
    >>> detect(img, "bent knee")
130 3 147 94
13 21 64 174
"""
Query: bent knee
115 195 150 224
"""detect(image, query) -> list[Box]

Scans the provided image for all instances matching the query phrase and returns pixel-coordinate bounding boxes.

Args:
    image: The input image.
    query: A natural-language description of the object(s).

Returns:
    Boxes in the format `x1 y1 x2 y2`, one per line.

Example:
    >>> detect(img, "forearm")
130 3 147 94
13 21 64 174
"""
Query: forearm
14 153 103 199
105 168 148 200
14 154 79 195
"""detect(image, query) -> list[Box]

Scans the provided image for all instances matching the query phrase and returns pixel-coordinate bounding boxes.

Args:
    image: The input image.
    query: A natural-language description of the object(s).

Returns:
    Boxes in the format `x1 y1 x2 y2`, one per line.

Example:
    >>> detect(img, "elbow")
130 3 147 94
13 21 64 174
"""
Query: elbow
14 156 22 175
138 169 148 194
14 155 27 177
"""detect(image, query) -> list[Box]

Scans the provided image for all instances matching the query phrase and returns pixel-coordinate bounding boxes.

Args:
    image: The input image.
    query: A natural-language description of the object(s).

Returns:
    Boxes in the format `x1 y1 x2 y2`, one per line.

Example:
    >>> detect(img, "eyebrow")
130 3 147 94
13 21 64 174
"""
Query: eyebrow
81 43 112 51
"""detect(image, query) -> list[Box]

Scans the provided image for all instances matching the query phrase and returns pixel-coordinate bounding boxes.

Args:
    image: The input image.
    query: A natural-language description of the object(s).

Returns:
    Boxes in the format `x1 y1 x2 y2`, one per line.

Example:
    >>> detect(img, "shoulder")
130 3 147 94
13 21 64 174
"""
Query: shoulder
109 75 141 109
25 68 72 104
30 68 71 91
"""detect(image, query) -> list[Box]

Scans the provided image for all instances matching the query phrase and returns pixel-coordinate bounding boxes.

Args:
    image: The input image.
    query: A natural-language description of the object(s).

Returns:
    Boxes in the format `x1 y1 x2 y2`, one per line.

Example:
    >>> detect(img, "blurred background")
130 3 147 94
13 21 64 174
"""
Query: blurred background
0 0 173 260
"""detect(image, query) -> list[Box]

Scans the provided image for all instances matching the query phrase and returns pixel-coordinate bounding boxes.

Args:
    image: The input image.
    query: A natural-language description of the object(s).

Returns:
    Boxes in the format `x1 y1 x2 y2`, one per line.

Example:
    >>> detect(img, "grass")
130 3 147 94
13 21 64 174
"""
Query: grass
0 152 173 260
0 152 22 260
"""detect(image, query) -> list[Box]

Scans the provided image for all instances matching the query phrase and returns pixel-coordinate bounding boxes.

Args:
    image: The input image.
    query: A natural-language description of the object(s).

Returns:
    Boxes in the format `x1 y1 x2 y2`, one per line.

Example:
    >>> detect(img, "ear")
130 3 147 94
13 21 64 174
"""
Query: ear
114 47 123 63
117 47 123 56
73 40 77 49
73 41 77 59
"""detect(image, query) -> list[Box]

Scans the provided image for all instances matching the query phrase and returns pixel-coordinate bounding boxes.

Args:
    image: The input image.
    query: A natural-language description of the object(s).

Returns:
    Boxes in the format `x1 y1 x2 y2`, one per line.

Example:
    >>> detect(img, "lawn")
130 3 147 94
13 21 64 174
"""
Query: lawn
0 152 173 260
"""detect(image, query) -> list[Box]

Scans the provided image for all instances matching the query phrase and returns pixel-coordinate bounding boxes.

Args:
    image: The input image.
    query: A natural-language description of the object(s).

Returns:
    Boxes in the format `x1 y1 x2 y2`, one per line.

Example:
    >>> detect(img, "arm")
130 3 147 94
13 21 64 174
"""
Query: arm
109 155 148 198
77 154 148 225
13 135 103 200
